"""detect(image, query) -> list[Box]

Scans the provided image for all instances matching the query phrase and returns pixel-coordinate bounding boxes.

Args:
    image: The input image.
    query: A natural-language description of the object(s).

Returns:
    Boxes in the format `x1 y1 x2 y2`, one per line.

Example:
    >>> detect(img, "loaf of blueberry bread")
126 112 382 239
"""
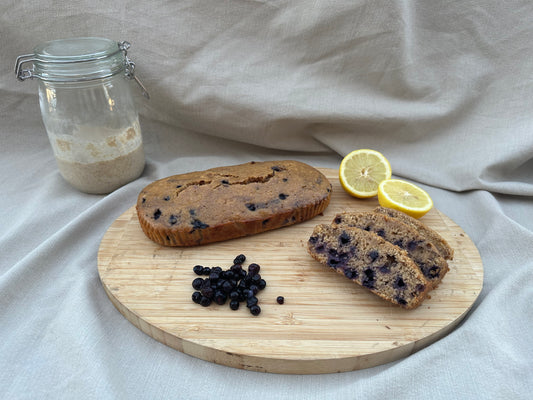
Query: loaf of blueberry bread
373 206 454 260
332 212 449 288
307 224 430 309
136 160 332 246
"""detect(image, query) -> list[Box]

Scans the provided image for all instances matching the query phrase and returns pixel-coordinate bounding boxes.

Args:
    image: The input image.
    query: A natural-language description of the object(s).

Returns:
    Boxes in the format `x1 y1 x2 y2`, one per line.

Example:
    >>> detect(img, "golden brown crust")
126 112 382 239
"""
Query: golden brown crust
136 160 332 246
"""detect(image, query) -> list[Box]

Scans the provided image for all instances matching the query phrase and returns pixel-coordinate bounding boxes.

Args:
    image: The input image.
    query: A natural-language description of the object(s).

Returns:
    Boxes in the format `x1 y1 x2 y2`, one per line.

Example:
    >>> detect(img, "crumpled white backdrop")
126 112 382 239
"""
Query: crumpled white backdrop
1 1 532 399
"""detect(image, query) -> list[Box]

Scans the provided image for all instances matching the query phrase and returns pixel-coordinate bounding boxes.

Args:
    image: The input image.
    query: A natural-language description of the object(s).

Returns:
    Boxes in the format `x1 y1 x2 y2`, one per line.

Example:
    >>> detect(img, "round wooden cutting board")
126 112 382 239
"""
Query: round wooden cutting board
97 168 483 374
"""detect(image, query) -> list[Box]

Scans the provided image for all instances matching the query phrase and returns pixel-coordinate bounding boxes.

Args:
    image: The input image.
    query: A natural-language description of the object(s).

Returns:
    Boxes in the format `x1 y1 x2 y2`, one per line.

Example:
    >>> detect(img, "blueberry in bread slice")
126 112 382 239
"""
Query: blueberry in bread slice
307 224 430 309
136 160 332 246
332 212 449 288
373 206 454 260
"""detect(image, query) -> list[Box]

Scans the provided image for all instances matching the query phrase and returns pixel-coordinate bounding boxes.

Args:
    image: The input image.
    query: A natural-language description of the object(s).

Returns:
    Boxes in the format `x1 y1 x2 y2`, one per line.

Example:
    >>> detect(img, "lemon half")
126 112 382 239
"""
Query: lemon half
339 149 392 198
378 179 433 218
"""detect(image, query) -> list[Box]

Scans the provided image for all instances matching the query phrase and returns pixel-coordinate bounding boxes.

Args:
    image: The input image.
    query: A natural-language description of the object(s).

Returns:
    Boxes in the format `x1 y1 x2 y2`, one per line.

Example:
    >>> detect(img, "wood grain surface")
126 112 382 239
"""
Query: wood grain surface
97 168 483 374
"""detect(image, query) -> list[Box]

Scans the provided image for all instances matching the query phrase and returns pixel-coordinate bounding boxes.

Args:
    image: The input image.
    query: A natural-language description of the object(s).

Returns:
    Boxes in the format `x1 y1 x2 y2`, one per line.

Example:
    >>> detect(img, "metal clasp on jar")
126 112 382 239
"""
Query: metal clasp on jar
119 41 150 100
14 54 37 81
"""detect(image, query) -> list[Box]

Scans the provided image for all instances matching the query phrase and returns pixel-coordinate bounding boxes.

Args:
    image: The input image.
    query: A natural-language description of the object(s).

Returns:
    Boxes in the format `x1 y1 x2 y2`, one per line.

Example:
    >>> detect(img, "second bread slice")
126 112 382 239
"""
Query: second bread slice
332 212 449 288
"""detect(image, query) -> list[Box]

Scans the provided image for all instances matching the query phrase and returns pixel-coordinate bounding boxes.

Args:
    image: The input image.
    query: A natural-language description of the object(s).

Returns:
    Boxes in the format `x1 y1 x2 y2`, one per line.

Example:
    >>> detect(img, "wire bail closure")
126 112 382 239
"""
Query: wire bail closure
14 54 36 81
15 40 149 100
119 41 150 100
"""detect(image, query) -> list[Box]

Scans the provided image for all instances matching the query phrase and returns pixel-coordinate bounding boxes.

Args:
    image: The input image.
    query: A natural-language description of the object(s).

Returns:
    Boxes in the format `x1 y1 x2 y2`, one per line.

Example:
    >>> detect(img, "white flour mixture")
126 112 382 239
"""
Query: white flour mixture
50 119 145 194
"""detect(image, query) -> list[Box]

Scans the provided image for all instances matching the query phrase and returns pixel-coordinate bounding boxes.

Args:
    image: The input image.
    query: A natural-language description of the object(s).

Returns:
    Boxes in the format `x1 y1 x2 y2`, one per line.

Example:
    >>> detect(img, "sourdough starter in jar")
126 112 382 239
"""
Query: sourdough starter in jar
51 119 145 194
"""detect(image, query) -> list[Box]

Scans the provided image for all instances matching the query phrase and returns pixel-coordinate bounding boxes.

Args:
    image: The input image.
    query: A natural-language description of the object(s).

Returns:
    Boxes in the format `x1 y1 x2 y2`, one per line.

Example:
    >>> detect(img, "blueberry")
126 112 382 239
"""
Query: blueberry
249 284 259 295
202 267 211 275
249 305 261 316
362 268 375 289
379 265 391 274
271 166 281 172
396 297 408 306
221 179 229 185
251 274 261 285
276 296 284 305
248 263 261 275
191 291 202 304
327 258 339 268
222 280 234 293
222 270 235 280
408 240 421 251
334 216 343 224
229 291 240 300
394 277 406 289
258 279 267 290
229 300 240 310
246 296 258 308
191 219 209 230
168 215 178 225
233 254 246 264
309 236 318 244
344 268 358 280
214 290 227 305
376 229 386 238
192 278 204 290
339 232 351 245
209 272 220 281
193 265 204 275
393 239 405 248
200 296 212 307
236 290 246 302
212 266 223 274
201 286 214 298
278 193 288 200
163 196 170 201
246 203 256 211
230 263 243 273
153 209 161 220
368 250 379 262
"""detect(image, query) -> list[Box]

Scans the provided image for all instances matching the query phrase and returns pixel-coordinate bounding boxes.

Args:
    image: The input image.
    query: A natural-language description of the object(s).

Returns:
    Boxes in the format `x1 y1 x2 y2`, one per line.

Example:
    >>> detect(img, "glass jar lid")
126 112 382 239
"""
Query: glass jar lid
16 37 128 82
15 37 150 98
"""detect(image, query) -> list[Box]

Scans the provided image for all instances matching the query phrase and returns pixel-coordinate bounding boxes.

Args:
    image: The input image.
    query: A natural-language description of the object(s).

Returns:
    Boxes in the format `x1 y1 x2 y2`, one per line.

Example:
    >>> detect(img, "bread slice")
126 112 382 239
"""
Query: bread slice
307 224 430 309
332 212 449 288
136 160 332 246
373 206 454 260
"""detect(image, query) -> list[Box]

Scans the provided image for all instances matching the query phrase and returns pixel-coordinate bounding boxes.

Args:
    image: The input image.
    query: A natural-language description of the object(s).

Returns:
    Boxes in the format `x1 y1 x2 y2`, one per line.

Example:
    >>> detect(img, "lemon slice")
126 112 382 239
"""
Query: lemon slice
339 149 392 198
378 179 433 218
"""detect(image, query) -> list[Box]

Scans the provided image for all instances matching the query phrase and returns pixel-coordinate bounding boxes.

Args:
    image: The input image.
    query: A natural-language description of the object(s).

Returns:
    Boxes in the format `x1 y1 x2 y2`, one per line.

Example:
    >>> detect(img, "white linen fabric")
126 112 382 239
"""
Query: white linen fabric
1 1 532 399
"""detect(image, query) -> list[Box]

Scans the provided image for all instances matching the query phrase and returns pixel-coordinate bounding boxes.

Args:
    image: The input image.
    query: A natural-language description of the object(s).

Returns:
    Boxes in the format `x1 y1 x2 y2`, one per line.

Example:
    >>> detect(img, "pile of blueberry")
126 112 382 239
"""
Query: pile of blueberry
191 254 267 316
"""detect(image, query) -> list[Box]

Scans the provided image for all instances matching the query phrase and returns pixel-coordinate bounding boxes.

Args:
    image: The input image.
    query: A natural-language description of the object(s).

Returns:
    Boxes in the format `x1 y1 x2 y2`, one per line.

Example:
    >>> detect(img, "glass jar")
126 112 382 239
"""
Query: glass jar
15 37 149 194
